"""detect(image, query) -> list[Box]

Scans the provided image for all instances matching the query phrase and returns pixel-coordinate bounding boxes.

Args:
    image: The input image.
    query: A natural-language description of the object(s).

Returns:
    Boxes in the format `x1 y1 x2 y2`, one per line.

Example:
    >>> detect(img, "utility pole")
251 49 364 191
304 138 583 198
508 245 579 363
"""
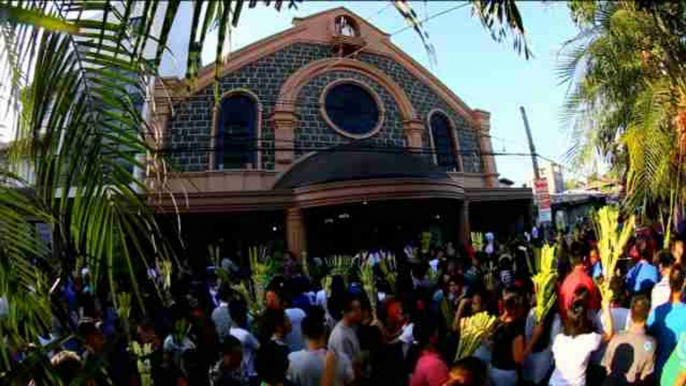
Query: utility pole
520 106 540 180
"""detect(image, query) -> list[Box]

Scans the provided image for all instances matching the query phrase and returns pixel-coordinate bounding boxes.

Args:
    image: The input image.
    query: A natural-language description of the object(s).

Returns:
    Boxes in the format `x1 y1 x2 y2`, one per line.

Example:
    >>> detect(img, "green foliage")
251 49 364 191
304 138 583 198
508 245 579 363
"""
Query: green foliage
532 244 557 323
0 3 78 33
455 312 497 361
470 0 532 59
568 0 597 28
560 1 686 227
325 255 356 278
592 206 635 300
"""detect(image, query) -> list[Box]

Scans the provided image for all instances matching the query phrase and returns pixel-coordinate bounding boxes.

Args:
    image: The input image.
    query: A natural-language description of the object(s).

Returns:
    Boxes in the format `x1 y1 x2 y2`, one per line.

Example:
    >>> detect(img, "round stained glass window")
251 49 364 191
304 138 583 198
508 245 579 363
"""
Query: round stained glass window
321 80 383 138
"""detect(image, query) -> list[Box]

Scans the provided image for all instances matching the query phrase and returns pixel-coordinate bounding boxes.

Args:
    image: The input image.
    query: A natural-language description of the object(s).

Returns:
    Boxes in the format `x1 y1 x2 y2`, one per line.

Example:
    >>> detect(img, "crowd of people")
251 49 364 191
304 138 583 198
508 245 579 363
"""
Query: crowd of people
8 224 686 386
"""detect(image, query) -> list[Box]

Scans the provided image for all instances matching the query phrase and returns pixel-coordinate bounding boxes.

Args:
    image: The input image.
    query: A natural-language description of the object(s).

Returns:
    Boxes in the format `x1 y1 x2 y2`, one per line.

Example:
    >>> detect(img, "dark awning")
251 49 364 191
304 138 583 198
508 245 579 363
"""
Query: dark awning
273 142 450 189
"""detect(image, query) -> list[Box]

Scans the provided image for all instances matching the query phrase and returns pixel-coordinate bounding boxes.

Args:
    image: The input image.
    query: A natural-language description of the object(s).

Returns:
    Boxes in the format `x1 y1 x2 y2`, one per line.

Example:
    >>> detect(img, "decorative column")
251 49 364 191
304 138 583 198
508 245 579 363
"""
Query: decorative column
459 199 471 247
402 118 425 152
286 207 307 258
472 109 498 188
271 110 298 172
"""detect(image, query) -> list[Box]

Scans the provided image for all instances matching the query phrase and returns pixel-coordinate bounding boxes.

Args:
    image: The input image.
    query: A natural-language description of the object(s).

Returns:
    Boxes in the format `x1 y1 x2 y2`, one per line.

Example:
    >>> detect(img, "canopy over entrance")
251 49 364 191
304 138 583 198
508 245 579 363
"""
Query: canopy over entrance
274 142 450 189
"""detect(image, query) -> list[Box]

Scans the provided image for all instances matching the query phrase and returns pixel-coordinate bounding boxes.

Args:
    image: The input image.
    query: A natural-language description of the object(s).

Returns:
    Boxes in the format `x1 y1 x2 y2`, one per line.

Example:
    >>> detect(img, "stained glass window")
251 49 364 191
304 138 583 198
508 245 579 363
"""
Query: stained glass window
324 83 380 137
217 94 257 169
430 113 458 171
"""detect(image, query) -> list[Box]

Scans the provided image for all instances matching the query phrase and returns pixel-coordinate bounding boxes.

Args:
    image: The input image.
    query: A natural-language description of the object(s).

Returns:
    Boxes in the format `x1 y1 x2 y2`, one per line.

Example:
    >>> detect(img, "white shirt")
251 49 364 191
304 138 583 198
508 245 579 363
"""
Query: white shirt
163 335 196 366
523 309 561 384
429 259 439 273
287 348 354 386
211 302 232 340
220 257 237 273
328 322 360 361
285 308 307 352
230 327 260 378
306 291 317 306
550 332 602 386
651 276 671 312
590 307 629 364
316 290 327 310
399 323 414 358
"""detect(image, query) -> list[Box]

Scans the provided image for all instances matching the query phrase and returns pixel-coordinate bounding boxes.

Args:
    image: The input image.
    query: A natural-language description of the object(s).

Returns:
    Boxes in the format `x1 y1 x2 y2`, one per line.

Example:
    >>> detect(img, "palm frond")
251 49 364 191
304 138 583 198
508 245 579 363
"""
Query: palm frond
559 1 686 214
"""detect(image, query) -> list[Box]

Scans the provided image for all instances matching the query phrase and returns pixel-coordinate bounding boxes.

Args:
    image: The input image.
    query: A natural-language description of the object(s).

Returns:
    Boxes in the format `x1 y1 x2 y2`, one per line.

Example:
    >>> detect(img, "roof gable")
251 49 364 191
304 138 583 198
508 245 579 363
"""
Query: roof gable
174 7 481 125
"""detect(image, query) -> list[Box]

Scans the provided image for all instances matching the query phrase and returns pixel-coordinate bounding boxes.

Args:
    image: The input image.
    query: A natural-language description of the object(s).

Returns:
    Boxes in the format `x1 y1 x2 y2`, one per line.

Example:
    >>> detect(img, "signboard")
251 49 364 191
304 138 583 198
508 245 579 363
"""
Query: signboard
535 178 552 223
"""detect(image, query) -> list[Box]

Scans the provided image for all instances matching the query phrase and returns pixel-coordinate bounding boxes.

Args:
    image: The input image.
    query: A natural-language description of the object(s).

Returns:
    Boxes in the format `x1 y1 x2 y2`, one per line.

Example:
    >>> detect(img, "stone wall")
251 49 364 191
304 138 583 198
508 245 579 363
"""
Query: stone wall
294 69 405 157
357 53 483 173
166 44 334 171
165 42 483 173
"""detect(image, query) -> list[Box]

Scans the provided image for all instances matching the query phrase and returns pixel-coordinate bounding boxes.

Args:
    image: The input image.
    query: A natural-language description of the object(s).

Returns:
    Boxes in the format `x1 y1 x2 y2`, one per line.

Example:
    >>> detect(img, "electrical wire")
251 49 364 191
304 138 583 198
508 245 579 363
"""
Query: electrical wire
365 3 393 24
146 143 536 158
487 134 565 168
389 3 470 36
168 97 484 134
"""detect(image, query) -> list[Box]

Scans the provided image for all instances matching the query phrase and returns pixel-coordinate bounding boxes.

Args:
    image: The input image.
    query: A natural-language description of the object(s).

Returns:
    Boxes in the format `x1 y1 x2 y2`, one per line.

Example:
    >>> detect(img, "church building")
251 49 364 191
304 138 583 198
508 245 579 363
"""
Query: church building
149 7 533 258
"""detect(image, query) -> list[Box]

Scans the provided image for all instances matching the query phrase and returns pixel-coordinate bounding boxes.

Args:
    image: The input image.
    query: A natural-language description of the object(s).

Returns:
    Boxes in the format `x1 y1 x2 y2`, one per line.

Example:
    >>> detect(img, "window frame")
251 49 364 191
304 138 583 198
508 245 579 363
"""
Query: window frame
210 89 262 171
427 109 463 172
319 78 385 140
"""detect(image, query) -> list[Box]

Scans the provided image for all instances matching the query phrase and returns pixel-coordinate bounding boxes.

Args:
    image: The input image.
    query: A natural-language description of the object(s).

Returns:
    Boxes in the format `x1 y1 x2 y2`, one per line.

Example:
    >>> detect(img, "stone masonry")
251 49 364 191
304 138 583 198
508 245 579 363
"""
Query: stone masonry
166 43 483 173
294 69 406 157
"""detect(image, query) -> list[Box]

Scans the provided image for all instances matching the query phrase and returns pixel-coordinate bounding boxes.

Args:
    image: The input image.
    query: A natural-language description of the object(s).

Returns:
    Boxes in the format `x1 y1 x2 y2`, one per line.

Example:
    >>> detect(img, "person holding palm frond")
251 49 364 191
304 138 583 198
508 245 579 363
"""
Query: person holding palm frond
438 276 465 334
550 286 615 386
488 287 544 386
559 243 601 322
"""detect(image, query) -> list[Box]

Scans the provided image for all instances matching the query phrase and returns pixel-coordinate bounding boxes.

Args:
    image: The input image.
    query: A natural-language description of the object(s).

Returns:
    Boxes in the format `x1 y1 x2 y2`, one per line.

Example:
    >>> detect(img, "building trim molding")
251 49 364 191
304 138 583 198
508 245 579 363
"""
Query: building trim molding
277 57 416 121
465 187 533 202
152 176 466 213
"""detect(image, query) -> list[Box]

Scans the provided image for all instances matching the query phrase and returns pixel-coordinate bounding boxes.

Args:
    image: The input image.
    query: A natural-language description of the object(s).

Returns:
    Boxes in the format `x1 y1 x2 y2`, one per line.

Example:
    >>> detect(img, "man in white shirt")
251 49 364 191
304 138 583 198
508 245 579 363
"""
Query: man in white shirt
651 251 675 311
212 286 232 341
328 294 362 362
229 299 260 384
285 305 307 352
288 315 354 386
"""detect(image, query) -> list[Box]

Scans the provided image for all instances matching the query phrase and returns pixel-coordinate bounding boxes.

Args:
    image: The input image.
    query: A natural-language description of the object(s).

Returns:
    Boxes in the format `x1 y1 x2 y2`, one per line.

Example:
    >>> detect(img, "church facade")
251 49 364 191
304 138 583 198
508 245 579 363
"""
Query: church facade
149 8 532 258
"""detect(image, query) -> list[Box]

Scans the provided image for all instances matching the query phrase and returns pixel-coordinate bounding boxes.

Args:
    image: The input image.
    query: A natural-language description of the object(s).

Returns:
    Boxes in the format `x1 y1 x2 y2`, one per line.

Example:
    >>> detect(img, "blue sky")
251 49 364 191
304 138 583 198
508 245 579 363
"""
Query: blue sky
158 1 580 187
0 2 581 187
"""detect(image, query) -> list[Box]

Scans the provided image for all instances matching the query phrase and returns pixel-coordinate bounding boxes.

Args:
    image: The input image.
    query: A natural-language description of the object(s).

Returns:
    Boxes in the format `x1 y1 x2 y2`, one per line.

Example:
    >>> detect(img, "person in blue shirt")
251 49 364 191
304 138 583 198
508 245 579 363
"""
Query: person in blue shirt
625 246 659 295
588 247 603 280
648 263 686 378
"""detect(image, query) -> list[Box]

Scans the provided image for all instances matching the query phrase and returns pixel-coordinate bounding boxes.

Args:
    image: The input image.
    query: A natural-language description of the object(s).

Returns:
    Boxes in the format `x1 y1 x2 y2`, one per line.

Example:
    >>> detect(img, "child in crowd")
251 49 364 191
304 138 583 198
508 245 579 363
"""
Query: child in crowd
210 336 244 386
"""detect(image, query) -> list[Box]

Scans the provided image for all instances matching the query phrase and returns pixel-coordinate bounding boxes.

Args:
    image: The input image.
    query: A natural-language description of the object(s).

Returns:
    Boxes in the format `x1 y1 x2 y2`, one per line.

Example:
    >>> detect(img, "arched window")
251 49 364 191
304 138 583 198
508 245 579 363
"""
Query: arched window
429 112 459 171
335 15 358 37
216 93 258 170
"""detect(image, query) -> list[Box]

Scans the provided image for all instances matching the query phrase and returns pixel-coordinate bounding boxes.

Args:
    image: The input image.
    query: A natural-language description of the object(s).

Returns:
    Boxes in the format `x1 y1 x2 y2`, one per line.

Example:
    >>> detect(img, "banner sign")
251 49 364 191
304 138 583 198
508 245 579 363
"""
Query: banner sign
535 178 552 223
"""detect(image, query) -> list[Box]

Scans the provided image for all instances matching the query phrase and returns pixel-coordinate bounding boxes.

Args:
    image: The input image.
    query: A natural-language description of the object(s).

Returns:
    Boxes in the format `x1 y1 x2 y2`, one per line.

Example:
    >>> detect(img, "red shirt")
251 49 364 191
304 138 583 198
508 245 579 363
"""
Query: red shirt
559 266 600 320
410 351 449 386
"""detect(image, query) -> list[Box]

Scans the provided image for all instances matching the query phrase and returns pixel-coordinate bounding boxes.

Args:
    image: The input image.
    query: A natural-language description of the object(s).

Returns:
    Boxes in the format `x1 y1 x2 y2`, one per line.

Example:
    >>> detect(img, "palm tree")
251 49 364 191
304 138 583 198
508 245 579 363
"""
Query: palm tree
0 1 529 383
560 1 686 242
